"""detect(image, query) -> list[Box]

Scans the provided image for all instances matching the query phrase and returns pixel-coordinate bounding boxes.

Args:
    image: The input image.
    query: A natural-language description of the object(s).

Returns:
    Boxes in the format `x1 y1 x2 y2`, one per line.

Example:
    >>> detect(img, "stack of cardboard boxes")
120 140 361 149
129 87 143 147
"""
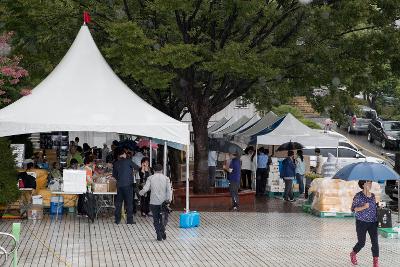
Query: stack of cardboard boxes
28 195 43 220
266 158 285 193
310 178 382 213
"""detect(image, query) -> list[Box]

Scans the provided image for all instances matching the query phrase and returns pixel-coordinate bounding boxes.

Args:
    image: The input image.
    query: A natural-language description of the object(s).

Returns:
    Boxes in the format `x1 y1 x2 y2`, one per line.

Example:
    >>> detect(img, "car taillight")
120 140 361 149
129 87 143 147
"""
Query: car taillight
352 116 357 125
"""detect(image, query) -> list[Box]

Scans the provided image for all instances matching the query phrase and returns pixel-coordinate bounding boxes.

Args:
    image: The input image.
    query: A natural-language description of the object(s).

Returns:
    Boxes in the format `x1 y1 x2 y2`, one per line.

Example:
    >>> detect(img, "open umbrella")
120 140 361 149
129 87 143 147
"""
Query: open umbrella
276 141 304 151
209 138 244 155
333 161 400 223
333 162 400 182
137 138 158 149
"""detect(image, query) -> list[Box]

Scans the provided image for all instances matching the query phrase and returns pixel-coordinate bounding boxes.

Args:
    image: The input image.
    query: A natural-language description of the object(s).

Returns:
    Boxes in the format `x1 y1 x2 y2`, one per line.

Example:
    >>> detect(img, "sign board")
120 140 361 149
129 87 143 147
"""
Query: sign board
11 144 25 168
62 169 87 193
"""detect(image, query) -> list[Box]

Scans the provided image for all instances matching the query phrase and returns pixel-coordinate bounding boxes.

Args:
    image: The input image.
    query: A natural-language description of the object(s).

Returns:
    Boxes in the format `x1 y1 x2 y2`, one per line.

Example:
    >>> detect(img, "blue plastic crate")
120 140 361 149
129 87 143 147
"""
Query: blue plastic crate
215 179 229 188
180 211 200 228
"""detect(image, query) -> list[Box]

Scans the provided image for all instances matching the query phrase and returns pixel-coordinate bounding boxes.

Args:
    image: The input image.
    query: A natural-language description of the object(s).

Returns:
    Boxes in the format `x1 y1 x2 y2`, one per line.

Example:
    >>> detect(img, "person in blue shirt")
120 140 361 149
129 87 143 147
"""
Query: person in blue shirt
256 147 269 196
350 180 379 267
225 153 241 211
281 150 296 202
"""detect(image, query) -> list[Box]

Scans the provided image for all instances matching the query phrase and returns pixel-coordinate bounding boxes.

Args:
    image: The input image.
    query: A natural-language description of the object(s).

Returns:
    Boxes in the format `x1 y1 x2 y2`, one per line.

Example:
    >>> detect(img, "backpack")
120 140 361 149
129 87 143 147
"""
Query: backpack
17 172 36 189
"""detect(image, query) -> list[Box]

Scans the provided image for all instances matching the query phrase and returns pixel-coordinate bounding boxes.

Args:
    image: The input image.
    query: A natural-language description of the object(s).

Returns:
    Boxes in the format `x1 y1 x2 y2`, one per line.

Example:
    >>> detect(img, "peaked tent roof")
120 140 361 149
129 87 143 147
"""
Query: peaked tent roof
0 26 189 145
255 113 338 146
211 116 250 138
208 117 230 133
233 111 278 143
227 114 260 137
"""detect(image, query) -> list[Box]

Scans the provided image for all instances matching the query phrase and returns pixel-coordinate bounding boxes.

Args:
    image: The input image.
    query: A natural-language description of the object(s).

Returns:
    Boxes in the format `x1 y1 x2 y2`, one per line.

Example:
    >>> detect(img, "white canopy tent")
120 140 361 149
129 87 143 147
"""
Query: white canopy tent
0 25 191 211
255 113 339 147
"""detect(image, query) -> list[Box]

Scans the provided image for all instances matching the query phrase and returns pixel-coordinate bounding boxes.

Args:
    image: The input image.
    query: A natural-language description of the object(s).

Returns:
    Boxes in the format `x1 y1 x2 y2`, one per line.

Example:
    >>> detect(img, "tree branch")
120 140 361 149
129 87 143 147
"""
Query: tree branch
123 0 132 21
219 3 238 49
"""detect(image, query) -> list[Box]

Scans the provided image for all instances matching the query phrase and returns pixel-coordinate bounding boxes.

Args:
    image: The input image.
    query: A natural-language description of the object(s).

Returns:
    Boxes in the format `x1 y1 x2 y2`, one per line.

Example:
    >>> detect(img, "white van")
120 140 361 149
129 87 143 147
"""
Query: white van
302 146 384 169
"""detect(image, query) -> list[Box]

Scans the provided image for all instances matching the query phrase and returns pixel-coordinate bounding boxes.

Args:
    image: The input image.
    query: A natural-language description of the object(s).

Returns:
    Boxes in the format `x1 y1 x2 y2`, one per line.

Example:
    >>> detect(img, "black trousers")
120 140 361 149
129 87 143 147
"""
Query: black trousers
256 168 267 195
353 220 379 257
115 185 134 224
141 192 151 215
284 179 294 200
241 169 252 189
150 204 169 239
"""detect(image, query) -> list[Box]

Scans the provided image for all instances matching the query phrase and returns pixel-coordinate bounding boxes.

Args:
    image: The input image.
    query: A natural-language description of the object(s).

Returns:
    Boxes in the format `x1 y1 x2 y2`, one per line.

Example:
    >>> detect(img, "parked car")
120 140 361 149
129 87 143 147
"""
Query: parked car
367 119 400 149
316 130 359 151
340 105 377 134
385 180 399 201
302 146 384 170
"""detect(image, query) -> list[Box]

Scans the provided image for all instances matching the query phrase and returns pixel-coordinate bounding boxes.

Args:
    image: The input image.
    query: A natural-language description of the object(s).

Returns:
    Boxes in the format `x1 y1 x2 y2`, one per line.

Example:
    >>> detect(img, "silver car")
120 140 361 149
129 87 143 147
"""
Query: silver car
343 105 377 134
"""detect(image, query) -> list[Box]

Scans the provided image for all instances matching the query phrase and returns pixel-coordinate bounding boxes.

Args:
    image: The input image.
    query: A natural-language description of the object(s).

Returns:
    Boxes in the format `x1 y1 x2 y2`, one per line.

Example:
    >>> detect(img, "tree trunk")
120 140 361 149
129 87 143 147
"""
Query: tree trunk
191 113 211 194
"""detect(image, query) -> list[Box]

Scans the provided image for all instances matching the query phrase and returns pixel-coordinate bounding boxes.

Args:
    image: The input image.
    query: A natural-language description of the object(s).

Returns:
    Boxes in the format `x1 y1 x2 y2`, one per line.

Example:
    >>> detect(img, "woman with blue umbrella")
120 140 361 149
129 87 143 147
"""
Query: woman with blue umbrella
334 162 400 267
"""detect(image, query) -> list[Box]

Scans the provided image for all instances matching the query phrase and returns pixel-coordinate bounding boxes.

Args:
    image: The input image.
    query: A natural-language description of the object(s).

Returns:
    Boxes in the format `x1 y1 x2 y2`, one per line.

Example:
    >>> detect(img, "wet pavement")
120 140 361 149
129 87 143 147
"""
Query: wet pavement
1 208 400 267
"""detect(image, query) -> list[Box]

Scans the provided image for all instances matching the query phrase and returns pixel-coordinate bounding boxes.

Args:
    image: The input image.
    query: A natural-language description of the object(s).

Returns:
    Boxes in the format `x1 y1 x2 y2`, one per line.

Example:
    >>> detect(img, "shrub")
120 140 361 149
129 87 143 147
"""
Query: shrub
0 138 19 205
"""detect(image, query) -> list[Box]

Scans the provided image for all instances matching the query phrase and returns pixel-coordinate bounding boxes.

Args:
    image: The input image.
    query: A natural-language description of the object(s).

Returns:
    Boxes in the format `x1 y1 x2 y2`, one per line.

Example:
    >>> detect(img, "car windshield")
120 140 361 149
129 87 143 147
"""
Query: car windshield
383 122 400 131
362 110 377 119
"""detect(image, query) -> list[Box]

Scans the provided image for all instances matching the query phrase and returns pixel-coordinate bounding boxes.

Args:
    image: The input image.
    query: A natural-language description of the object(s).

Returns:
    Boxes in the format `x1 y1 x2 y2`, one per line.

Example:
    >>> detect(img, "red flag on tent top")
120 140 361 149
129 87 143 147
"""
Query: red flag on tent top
83 11 91 24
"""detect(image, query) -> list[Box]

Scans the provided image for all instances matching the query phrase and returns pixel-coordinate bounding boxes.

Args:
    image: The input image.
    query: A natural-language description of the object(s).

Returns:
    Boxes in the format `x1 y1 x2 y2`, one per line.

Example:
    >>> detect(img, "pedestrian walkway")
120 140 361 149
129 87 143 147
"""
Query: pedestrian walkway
1 211 399 266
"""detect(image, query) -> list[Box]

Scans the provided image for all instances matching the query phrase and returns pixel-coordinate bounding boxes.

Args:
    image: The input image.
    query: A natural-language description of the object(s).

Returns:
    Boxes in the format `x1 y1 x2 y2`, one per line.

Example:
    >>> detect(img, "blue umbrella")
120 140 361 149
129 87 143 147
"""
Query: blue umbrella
333 162 400 182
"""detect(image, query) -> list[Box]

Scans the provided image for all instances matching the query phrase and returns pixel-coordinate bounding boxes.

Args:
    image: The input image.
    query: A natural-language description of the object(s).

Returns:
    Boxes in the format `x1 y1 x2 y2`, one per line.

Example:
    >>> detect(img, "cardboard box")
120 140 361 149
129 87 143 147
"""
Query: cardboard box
32 195 43 205
93 183 108 192
28 205 43 220
107 178 117 192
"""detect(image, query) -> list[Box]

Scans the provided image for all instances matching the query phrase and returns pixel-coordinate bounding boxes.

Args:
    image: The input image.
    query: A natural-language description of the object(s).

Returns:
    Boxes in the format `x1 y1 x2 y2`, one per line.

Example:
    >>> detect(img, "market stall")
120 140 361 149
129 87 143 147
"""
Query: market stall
0 24 191 217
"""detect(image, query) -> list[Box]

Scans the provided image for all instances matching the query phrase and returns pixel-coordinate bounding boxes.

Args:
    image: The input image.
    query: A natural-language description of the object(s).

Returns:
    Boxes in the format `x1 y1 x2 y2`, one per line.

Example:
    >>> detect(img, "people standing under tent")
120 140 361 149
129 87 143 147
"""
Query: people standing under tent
295 150 305 197
350 180 379 267
264 148 272 189
106 140 119 163
208 150 218 187
132 148 144 170
138 157 154 217
225 153 241 211
102 143 109 162
240 147 253 189
74 137 81 149
74 146 84 165
281 150 296 202
305 147 323 198
315 148 324 175
256 147 268 196
82 143 92 163
113 148 135 224
139 164 172 241
67 145 83 167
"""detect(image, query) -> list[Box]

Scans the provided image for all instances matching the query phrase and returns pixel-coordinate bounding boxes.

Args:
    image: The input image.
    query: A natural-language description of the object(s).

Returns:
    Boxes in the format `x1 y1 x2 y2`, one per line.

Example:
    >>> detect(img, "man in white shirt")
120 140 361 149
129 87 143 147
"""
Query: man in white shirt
240 147 254 189
139 164 172 241
208 150 217 187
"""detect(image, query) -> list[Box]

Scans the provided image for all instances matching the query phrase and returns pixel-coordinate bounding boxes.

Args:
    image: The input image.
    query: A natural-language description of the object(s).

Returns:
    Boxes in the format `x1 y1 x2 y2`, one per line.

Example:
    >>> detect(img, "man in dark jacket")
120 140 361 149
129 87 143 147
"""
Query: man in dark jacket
113 148 135 224
281 150 296 202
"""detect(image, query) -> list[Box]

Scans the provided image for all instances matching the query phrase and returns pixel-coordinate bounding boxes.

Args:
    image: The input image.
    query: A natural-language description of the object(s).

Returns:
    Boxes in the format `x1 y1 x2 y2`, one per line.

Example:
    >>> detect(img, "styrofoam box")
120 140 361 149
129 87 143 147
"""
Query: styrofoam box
32 195 43 205
271 158 278 163
267 185 284 192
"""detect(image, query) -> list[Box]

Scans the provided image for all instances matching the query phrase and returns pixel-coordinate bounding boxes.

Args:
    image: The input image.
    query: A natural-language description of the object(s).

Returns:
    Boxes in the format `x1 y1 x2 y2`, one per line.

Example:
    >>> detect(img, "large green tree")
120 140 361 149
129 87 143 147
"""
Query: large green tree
2 0 400 193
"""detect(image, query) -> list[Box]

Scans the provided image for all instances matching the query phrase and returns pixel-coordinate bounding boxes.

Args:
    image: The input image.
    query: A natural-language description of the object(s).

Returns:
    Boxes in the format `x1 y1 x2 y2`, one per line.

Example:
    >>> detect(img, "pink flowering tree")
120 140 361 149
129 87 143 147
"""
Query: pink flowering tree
0 31 30 108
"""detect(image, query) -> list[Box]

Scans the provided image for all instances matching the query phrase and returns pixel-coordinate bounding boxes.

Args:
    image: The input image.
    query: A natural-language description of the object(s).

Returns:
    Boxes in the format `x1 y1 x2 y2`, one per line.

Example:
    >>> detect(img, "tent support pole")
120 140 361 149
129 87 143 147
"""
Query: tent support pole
185 144 190 212
149 139 153 167
255 143 258 192
398 179 400 223
163 141 167 176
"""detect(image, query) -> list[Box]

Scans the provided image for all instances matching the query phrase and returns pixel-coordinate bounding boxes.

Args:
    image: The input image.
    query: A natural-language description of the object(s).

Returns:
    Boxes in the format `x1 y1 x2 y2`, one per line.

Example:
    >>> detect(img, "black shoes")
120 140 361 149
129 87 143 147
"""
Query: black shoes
162 232 166 240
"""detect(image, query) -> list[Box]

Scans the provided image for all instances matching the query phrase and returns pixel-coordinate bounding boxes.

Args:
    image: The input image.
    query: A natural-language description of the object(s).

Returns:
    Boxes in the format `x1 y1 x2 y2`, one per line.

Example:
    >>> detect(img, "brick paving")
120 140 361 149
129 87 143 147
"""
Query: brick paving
1 207 400 267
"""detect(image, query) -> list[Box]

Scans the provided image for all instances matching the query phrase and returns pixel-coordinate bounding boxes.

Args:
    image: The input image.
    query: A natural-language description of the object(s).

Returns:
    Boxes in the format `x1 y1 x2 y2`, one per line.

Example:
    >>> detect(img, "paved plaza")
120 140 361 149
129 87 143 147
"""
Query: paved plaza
1 206 400 267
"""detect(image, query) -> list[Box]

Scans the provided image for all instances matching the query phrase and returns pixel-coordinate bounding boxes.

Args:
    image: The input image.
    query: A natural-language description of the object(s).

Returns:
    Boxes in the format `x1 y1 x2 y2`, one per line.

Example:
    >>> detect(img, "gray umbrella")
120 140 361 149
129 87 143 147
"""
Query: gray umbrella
208 138 244 155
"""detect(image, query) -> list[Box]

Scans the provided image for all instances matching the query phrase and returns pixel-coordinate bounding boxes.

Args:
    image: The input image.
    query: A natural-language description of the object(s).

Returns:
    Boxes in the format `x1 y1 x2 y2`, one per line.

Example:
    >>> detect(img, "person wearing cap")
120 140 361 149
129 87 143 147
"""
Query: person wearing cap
113 148 135 224
139 164 172 241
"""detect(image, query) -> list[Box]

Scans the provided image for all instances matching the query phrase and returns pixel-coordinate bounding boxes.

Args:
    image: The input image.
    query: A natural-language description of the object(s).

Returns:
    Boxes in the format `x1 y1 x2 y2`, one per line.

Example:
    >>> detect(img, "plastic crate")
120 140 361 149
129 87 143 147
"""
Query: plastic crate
378 227 400 239
180 211 200 228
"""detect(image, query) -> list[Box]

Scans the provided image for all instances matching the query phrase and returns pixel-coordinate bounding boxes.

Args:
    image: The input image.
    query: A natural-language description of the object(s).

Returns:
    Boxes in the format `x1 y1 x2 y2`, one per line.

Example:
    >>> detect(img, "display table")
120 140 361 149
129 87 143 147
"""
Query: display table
93 192 117 218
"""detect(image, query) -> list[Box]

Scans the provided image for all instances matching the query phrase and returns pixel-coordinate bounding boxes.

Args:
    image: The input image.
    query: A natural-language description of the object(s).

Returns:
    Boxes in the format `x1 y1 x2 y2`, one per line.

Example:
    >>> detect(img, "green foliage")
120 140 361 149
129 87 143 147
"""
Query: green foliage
0 138 19 205
272 105 304 119
299 118 321 130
